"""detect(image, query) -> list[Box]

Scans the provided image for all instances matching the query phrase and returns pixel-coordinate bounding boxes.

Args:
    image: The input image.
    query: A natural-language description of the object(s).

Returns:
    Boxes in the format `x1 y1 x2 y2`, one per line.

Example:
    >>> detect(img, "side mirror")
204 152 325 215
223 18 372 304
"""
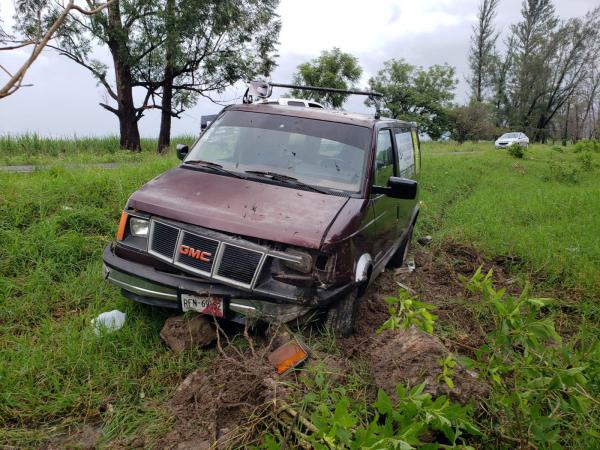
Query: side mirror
375 177 417 199
176 144 189 161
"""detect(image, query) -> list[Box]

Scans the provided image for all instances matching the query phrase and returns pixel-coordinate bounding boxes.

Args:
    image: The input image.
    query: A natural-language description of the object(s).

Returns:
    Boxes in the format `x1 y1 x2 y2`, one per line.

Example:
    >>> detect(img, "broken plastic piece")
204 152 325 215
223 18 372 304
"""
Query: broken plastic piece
268 339 309 374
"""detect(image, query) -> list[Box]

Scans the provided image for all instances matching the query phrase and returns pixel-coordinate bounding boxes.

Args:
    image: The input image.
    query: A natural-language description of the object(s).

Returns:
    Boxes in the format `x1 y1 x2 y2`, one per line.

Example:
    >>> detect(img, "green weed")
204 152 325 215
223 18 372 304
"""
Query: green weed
507 143 525 158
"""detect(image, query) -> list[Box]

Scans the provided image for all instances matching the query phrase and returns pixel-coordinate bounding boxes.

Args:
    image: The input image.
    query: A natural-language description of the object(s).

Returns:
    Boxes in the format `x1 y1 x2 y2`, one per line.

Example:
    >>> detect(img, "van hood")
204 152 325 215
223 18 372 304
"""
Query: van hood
127 167 350 249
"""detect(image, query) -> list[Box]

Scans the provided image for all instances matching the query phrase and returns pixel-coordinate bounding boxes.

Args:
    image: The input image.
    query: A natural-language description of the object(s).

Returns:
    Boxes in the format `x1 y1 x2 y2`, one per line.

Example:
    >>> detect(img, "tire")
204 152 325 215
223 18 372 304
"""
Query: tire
387 225 414 268
325 287 360 337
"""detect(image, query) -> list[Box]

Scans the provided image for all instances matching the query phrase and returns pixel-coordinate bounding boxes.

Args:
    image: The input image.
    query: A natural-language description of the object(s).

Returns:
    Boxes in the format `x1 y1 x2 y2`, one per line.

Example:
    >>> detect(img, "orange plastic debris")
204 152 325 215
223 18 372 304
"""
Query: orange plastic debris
268 340 309 374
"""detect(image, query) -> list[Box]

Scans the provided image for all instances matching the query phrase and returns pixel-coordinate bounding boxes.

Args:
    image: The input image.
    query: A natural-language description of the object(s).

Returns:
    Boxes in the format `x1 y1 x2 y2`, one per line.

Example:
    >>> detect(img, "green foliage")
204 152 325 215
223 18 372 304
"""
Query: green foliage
577 152 595 171
448 101 498 143
573 138 600 153
290 47 362 108
543 160 579 184
506 143 525 158
277 364 479 449
461 268 600 447
438 354 457 389
377 290 437 334
366 59 457 140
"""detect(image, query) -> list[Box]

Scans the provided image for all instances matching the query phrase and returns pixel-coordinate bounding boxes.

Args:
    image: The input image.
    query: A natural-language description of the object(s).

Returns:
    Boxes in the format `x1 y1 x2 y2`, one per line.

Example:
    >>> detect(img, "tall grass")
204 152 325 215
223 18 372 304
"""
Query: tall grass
0 134 196 165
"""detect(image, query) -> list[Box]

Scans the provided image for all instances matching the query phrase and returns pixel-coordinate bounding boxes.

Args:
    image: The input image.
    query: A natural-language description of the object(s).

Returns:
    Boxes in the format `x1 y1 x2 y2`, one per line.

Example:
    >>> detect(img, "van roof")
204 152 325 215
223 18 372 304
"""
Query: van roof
226 103 415 129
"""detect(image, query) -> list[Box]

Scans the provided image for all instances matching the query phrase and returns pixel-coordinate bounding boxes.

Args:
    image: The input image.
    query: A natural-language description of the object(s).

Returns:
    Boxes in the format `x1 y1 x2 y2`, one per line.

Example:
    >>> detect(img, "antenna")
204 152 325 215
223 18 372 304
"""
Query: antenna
243 80 384 118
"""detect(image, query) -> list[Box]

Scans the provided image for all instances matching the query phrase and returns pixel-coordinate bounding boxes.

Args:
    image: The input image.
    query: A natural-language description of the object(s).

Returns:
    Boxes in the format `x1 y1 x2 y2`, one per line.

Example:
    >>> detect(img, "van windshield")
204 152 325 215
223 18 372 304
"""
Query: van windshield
185 111 371 193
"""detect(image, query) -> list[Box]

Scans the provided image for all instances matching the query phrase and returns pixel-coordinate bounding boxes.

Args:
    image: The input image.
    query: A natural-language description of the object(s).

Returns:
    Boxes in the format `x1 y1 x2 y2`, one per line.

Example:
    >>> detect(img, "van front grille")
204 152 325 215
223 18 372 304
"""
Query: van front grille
216 244 263 285
148 219 265 288
149 221 179 260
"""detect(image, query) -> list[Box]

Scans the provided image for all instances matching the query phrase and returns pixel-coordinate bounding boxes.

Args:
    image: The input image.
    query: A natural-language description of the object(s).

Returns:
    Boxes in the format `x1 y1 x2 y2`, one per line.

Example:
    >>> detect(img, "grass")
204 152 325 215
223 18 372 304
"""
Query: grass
0 134 195 166
0 137 599 447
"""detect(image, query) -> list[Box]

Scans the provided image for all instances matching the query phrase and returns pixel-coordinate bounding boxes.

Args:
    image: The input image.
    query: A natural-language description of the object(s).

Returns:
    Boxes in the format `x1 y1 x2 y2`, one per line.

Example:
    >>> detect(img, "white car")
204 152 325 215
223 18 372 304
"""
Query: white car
495 132 529 149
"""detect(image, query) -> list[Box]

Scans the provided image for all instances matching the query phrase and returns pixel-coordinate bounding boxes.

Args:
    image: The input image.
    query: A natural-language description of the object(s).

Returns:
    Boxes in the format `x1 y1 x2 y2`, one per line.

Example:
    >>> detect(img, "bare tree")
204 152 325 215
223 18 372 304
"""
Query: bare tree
0 0 113 99
468 0 499 102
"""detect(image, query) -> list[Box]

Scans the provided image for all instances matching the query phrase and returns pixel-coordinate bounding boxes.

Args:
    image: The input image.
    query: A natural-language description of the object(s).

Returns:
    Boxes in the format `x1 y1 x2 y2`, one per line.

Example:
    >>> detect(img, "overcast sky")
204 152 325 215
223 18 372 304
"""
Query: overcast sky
0 0 596 137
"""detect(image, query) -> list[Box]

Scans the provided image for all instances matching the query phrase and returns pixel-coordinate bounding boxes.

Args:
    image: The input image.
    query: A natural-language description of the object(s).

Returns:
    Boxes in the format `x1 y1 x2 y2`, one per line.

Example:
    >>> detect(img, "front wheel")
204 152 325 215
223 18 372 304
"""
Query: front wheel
325 287 360 337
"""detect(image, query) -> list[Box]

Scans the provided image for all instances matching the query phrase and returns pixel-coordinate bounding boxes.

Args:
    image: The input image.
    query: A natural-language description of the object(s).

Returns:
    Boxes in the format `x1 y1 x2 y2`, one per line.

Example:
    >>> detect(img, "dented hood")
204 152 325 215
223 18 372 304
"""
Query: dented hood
127 167 350 249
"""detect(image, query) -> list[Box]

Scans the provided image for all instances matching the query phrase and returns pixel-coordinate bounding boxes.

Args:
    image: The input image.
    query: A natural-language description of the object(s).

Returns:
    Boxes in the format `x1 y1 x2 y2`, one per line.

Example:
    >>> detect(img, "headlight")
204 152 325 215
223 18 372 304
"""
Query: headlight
130 218 149 237
281 249 313 274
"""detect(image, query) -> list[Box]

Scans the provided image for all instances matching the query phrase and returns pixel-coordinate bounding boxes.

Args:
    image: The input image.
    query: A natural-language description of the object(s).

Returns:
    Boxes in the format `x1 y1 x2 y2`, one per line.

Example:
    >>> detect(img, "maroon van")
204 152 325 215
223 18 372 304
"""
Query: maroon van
102 86 420 336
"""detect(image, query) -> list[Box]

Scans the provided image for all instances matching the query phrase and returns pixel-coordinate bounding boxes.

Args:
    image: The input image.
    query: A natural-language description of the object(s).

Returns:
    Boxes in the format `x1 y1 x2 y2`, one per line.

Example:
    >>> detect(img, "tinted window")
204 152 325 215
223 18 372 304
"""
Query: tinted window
394 129 414 175
186 111 370 193
374 129 394 186
287 101 306 107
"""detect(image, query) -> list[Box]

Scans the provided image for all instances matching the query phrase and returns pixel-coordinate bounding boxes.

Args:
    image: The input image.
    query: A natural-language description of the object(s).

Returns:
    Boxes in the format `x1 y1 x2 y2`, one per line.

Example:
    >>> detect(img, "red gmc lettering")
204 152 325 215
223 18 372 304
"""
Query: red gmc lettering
179 245 211 262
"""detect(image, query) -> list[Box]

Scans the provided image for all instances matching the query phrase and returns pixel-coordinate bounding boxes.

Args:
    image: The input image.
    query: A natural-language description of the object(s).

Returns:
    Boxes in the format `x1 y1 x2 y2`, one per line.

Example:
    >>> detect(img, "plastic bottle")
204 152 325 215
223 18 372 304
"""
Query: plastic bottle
91 310 126 335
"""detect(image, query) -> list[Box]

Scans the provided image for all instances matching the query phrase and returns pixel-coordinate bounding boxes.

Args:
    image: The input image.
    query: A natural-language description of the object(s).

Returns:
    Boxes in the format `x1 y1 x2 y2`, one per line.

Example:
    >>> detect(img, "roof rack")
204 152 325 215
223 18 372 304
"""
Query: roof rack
242 80 384 119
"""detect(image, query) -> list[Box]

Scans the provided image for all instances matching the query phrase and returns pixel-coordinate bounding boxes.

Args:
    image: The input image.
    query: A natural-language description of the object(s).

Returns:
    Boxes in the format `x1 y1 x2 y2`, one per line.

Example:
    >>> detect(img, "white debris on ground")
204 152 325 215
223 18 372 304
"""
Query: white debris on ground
91 310 126 335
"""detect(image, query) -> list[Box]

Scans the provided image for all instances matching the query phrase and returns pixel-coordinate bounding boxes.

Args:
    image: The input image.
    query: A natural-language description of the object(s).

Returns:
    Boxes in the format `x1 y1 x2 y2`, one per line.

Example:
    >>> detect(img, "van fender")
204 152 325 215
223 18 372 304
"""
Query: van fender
355 253 373 283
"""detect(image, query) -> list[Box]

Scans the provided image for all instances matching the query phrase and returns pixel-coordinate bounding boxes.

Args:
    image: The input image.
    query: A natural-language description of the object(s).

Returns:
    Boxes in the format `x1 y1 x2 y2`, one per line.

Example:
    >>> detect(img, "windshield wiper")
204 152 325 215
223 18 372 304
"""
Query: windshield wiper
184 160 246 179
244 170 330 194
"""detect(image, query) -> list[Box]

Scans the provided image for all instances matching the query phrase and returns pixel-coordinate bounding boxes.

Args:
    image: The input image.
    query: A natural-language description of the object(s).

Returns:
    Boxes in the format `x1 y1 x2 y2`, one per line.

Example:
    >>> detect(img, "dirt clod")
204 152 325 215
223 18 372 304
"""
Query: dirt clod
367 326 488 404
160 314 216 352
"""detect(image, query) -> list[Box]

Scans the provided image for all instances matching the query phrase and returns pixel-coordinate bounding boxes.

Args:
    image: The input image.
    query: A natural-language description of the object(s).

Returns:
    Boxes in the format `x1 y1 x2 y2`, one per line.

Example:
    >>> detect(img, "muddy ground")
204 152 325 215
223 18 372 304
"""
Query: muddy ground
138 241 516 449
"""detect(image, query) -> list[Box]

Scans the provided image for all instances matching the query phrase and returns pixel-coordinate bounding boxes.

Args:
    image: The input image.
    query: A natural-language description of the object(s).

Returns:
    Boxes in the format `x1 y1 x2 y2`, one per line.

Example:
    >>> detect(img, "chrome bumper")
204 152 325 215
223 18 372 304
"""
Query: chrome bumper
102 263 312 323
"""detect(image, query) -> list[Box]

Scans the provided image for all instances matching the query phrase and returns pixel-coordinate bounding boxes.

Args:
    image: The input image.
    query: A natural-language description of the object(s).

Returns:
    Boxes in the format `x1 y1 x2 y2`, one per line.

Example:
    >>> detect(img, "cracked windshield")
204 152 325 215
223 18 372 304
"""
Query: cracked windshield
186 110 371 192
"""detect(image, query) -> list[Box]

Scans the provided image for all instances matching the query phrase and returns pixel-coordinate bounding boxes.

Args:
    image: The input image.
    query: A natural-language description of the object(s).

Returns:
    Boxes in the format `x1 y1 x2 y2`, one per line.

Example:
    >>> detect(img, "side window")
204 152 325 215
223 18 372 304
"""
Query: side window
394 129 415 176
374 129 394 186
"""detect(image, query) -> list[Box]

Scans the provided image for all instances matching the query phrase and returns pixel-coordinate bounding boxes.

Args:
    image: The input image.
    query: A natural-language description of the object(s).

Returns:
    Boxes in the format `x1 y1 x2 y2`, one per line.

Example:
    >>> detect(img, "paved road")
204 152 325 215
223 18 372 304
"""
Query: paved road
0 162 123 173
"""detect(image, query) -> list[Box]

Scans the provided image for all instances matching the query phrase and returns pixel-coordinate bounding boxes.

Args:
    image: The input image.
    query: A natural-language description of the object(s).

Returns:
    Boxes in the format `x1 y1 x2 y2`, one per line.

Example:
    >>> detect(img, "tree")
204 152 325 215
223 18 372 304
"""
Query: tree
448 102 498 144
366 59 457 140
0 0 113 99
148 0 280 152
290 48 362 108
468 0 499 102
503 2 600 141
16 0 280 151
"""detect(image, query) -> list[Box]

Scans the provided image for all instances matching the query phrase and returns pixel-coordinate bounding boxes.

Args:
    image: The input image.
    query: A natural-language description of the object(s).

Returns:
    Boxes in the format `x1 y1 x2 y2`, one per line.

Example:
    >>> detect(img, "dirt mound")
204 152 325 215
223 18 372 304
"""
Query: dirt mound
157 349 279 448
160 314 216 352
367 326 488 404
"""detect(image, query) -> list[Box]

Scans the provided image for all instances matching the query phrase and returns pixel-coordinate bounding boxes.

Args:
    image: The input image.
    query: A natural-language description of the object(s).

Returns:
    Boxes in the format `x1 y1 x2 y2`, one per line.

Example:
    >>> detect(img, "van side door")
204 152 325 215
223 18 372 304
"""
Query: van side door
371 128 398 264
393 127 418 235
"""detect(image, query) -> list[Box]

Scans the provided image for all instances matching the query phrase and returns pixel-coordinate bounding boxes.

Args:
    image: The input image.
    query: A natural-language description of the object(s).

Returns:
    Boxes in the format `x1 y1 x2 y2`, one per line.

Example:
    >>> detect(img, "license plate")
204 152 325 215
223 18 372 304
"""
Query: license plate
181 294 224 317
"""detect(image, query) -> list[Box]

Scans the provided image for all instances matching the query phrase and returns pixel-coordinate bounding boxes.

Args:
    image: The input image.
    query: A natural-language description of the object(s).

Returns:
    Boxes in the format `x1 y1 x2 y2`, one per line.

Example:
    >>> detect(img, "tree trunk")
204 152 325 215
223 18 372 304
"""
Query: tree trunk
107 0 141 152
157 0 176 154
562 102 570 146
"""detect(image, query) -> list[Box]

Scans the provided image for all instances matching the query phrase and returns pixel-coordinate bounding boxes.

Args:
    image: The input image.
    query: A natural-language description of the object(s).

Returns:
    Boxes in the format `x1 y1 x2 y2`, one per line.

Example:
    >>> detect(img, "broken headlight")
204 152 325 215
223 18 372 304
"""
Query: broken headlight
281 249 313 274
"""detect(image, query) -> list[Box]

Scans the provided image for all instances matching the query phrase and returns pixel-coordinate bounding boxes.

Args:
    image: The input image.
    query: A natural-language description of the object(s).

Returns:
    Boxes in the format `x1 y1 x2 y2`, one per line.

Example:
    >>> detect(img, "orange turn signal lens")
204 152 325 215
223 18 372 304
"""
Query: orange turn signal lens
268 340 309 375
116 211 128 241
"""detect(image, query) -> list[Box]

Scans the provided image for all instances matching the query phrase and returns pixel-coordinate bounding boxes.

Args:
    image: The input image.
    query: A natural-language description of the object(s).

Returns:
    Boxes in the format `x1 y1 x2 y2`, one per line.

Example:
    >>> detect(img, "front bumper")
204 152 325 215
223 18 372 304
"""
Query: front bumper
102 245 353 323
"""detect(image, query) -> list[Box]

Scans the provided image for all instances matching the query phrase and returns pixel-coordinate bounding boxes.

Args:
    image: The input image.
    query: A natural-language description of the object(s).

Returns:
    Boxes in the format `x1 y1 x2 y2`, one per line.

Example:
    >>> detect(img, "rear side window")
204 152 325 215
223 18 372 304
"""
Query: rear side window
394 129 415 176
374 129 394 186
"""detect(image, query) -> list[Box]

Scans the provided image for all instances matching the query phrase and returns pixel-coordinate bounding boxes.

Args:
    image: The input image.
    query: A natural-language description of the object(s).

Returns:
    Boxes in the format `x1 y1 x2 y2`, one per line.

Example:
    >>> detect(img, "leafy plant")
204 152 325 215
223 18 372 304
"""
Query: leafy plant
577 152 595 171
438 354 457 389
377 290 437 334
507 143 525 158
292 364 479 449
573 138 600 153
460 268 600 447
543 160 579 184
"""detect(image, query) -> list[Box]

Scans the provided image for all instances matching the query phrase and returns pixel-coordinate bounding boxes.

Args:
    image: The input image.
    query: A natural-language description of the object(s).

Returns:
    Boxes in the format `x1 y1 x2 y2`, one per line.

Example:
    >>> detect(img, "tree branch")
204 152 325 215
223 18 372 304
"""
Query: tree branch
0 0 115 99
